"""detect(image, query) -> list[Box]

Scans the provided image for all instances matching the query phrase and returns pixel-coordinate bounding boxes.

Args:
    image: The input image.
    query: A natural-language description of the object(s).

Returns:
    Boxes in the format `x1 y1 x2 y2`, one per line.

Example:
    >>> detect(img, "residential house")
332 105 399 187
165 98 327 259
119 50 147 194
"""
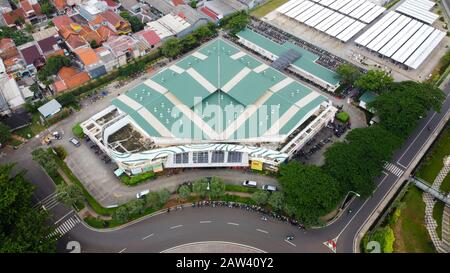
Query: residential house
101 0 120 12
19 0 45 24
134 29 161 51
89 10 131 35
95 46 118 72
18 42 44 75
102 35 143 66
37 35 64 58
74 46 106 78
0 59 32 115
52 66 90 92
53 0 70 14
77 0 108 21
53 15 102 51
2 8 26 27
121 0 141 14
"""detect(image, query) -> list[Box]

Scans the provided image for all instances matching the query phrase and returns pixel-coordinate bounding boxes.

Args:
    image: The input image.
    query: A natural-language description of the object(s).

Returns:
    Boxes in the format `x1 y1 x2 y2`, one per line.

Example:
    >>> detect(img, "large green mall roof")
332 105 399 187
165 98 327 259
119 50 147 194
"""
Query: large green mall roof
236 28 340 86
112 38 328 141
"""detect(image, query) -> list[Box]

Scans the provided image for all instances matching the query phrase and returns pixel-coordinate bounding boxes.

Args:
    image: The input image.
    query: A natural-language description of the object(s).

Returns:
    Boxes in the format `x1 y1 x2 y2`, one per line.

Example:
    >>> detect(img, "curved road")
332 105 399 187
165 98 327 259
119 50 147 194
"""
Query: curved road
55 80 450 253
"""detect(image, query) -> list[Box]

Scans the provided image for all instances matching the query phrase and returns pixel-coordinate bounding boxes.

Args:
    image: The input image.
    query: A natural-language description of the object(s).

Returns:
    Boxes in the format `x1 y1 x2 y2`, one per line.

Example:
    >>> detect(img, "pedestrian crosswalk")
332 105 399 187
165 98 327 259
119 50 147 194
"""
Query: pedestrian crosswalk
384 162 404 177
34 192 60 211
50 215 80 238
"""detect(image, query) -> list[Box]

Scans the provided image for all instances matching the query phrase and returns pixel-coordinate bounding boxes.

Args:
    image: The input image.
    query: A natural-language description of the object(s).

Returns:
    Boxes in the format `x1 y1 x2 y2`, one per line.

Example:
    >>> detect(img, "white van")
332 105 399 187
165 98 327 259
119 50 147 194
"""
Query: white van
242 180 257 187
262 184 277 192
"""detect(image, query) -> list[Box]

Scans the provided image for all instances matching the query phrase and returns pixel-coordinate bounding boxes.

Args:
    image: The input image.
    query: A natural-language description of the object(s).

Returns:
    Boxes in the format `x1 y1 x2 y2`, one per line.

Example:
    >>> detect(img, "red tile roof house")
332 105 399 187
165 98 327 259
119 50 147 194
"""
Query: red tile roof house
19 0 45 24
0 38 29 77
102 0 121 12
134 29 161 51
53 0 70 14
2 8 26 27
52 15 103 51
89 10 131 35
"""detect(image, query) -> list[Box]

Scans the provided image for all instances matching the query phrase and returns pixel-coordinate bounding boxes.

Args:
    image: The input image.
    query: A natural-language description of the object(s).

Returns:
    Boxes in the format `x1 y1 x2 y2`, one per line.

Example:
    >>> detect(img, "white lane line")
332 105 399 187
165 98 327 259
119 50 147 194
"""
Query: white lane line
227 222 239 226
284 240 296 247
118 248 127 253
256 229 268 234
54 210 74 225
142 233 154 240
170 225 183 230
200 221 212 224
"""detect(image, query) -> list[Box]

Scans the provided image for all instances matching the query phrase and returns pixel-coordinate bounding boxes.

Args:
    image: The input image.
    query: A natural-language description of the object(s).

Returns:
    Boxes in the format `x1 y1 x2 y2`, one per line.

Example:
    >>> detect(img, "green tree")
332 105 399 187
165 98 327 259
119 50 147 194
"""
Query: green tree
89 40 99 49
0 122 11 144
279 162 341 226
222 12 250 36
336 64 361 86
355 70 393 94
190 0 197 8
38 55 72 83
120 11 144 32
193 179 209 198
323 125 401 197
161 38 182 58
0 164 57 252
209 177 225 199
0 26 32 46
113 206 129 222
368 81 445 138
193 24 213 41
55 183 84 207
32 148 58 177
268 191 284 211
158 189 170 206
251 190 269 205
126 199 146 216
24 23 35 34
181 34 197 51
145 192 160 209
178 185 191 200
40 0 56 16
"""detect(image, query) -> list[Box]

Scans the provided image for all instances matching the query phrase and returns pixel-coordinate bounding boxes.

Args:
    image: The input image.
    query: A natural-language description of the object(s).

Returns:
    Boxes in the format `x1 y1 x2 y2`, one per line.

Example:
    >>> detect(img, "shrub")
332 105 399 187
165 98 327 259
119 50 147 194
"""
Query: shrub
336 111 350 123
54 146 67 160
72 123 84 138
120 171 156 186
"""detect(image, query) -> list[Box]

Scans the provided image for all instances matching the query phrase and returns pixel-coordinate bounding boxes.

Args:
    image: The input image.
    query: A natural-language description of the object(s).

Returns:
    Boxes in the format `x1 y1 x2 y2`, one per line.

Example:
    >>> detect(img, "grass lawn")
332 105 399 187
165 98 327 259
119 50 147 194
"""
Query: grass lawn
393 186 436 253
225 184 257 193
14 112 46 139
433 201 445 240
416 126 450 186
250 0 289 18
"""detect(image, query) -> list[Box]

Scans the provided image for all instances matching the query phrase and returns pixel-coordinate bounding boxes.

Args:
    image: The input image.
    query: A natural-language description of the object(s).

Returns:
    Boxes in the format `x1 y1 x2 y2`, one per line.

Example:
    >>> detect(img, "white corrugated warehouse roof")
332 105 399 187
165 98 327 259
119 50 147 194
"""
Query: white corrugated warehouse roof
396 0 438 25
354 11 445 69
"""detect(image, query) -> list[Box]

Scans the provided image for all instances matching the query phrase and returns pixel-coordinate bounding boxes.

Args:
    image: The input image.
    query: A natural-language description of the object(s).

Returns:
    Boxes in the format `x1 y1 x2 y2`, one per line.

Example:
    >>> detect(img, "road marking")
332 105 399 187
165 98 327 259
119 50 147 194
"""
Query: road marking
54 210 74 225
337 173 390 239
256 229 268 234
284 240 296 247
383 162 404 177
200 221 212 224
142 233 154 240
170 225 183 230
118 248 127 253
227 222 239 226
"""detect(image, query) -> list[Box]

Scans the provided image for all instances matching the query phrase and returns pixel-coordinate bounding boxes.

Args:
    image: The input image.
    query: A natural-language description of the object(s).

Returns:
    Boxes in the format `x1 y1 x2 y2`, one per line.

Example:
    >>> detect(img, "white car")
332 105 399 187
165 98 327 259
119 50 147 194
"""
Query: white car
242 180 257 187
69 137 80 147
136 189 150 199
262 184 277 192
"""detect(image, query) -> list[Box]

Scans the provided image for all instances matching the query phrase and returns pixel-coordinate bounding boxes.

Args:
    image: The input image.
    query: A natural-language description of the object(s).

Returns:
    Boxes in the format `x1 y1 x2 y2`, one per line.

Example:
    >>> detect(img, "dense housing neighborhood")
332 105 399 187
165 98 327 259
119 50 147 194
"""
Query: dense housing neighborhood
0 0 450 259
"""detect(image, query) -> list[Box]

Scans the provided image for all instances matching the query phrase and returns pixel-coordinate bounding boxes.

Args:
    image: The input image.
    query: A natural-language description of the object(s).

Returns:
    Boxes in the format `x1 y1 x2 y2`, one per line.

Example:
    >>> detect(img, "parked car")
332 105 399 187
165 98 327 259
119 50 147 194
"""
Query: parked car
136 189 150 199
242 180 257 187
69 137 81 147
262 184 277 192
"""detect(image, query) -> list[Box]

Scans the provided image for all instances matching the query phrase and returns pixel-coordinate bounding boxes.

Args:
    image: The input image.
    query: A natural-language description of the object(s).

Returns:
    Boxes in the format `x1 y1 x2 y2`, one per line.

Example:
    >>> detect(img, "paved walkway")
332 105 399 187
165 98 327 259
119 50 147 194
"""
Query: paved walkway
422 156 450 253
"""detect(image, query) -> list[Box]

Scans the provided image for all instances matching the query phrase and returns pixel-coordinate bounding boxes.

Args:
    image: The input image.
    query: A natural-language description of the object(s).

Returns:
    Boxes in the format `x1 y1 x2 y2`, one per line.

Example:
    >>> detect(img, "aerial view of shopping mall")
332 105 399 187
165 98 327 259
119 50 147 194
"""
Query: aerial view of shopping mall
0 0 450 258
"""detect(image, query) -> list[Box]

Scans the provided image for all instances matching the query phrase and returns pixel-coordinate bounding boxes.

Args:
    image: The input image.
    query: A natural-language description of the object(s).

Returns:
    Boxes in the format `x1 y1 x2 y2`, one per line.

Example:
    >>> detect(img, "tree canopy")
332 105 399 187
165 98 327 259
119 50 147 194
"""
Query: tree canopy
40 0 56 16
0 164 57 252
222 12 250 36
323 125 402 197
120 11 144 33
161 38 182 59
336 64 361 86
355 70 393 94
0 26 32 46
0 122 11 145
37 56 72 84
368 81 445 138
278 162 341 226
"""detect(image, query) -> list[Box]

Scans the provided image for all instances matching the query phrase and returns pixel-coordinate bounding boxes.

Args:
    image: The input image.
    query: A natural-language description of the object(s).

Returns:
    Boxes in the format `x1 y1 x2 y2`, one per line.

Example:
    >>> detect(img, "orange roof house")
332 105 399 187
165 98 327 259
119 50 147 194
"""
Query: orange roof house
2 8 26 27
53 66 90 93
54 0 68 11
90 10 131 35
74 47 100 66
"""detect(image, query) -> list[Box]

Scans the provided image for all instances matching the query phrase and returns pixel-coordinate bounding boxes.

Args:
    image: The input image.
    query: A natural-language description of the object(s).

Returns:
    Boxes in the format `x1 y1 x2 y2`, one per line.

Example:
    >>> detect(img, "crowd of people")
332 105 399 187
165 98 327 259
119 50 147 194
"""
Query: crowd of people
248 19 347 71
